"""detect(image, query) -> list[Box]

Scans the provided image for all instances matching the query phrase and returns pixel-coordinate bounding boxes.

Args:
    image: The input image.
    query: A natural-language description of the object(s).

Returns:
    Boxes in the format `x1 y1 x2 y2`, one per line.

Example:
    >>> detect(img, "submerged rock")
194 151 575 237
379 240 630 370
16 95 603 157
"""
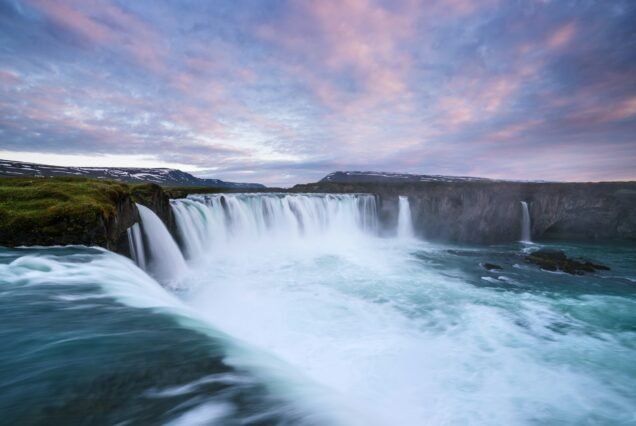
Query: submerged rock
526 249 610 275
482 263 503 271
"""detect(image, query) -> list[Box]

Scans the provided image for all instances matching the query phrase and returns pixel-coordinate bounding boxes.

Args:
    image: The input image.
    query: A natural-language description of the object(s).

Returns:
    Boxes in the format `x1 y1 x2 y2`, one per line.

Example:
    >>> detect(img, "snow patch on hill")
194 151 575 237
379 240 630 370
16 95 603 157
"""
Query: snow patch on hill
0 159 265 189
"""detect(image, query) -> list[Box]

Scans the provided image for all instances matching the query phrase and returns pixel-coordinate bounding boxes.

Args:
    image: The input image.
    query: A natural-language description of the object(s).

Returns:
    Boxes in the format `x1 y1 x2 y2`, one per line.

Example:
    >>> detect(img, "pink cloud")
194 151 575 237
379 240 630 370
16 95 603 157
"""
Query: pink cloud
28 0 111 43
257 0 418 111
28 0 165 71
607 96 636 121
437 96 475 128
489 119 543 141
547 22 576 49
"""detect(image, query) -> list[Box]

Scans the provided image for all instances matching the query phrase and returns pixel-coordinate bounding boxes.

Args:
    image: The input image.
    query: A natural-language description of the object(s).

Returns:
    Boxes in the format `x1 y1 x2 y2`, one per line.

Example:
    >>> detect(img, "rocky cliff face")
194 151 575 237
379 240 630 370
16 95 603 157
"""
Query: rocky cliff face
114 183 178 255
3 174 634 252
294 178 636 244
0 179 177 256
0 187 138 251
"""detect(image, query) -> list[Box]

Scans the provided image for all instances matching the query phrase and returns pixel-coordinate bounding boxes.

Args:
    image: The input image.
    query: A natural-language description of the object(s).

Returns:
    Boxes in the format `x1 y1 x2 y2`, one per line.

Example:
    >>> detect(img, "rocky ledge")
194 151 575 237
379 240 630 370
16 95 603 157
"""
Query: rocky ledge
294 172 636 244
0 177 175 256
526 249 610 275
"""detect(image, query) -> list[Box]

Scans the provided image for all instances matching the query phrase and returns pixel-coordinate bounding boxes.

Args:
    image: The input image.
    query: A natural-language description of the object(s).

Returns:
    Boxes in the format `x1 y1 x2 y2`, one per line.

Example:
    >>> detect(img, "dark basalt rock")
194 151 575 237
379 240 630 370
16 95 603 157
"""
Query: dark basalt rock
293 173 636 244
526 249 610 275
482 263 503 271
0 178 180 258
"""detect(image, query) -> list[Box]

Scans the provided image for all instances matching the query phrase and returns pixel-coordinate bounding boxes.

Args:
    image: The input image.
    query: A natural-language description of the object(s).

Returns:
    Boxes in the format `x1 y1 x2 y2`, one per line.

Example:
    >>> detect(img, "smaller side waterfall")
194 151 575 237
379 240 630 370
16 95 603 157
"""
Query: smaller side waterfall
397 196 415 239
520 201 532 242
136 204 187 282
126 223 147 270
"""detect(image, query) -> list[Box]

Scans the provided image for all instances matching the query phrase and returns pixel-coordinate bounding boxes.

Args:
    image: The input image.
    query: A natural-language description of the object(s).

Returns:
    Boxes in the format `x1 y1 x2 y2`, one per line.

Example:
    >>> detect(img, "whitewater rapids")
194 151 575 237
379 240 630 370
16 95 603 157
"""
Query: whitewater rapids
0 193 634 425
166 194 635 425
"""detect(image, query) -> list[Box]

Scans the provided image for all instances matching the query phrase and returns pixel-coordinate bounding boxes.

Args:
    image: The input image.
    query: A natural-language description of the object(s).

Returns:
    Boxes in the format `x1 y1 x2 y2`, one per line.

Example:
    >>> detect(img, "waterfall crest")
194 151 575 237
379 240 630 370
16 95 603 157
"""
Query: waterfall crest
520 201 532 242
397 196 415 239
126 223 146 270
171 193 379 257
136 204 187 282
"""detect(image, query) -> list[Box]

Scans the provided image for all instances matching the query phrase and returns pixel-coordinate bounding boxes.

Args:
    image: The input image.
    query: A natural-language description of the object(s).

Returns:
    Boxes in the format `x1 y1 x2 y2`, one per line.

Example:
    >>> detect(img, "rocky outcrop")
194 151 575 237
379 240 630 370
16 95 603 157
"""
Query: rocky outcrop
0 178 177 256
526 249 610 275
131 184 176 234
114 183 178 255
293 177 636 244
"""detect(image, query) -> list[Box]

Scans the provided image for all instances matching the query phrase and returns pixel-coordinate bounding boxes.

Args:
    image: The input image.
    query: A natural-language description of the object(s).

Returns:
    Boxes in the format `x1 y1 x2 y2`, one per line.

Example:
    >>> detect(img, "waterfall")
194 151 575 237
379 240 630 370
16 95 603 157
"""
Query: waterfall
397 196 415 239
520 201 532 242
126 223 146 270
136 204 187 282
171 193 378 256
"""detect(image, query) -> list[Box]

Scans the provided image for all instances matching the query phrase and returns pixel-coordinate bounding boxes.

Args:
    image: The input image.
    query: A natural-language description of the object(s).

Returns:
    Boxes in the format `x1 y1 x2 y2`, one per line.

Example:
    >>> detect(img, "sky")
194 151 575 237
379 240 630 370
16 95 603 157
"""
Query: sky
0 0 635 186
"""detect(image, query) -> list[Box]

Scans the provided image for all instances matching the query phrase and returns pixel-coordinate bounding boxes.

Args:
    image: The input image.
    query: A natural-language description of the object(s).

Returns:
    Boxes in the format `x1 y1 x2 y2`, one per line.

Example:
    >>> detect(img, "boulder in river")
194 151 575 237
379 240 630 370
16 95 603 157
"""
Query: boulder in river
482 263 503 271
526 249 610 275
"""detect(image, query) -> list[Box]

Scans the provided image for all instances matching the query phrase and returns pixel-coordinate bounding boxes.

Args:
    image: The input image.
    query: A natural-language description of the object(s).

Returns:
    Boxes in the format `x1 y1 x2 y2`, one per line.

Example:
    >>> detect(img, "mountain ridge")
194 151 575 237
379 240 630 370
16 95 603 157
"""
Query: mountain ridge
321 171 544 184
0 159 265 189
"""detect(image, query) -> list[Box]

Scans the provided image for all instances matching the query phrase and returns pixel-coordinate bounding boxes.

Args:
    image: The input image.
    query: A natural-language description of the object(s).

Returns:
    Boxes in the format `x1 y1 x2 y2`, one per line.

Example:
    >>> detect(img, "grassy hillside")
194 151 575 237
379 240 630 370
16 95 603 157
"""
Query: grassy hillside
0 176 275 249
0 176 227 250
0 177 134 245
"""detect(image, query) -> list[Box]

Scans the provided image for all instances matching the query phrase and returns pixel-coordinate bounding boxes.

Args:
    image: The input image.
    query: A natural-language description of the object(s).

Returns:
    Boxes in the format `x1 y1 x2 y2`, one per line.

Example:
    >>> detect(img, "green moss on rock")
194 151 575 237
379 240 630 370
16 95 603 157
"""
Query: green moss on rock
0 177 135 249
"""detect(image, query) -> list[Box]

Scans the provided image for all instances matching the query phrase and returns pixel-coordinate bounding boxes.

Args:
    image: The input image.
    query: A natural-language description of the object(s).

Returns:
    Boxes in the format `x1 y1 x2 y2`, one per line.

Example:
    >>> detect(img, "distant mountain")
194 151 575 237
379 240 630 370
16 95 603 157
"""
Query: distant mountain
0 159 266 189
320 171 494 184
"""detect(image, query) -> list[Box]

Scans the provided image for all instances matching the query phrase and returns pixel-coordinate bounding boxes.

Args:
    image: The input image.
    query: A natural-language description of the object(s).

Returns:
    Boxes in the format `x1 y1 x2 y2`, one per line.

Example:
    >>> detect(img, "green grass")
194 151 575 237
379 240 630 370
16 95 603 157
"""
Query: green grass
0 177 272 247
0 177 132 244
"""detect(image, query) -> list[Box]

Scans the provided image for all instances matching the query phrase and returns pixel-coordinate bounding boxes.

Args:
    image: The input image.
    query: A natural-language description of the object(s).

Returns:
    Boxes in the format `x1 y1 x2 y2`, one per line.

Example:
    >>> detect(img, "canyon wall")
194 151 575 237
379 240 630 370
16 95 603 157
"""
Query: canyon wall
293 180 636 244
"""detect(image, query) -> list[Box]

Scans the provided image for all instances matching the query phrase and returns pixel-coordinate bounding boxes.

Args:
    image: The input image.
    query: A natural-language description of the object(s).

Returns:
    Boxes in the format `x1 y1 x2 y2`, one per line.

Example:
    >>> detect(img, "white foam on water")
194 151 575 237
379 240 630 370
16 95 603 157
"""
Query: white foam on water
165 401 234 426
6 193 633 425
170 194 635 426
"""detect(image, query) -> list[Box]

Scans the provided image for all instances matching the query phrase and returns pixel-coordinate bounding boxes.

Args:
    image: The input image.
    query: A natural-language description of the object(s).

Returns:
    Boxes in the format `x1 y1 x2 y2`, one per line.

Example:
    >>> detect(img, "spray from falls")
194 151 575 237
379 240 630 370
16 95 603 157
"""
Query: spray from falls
397 196 415 239
136 204 187 282
520 201 532 242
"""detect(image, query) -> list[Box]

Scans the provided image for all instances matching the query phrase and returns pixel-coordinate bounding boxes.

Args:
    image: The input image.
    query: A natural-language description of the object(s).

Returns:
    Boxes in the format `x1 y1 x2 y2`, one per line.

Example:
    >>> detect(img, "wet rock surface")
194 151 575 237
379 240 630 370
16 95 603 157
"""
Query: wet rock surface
526 249 610 275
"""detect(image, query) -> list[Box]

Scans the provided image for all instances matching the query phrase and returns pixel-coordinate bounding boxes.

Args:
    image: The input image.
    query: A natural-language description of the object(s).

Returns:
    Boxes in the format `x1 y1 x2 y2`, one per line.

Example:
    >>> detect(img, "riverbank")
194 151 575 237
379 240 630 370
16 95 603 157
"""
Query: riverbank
0 177 173 253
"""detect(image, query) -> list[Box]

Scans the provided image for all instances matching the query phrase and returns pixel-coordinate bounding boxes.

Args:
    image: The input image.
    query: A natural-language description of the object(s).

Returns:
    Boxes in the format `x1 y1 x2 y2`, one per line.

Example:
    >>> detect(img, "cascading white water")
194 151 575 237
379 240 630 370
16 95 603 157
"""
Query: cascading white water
136 204 187 283
171 194 379 258
5 194 631 425
126 223 146 270
520 201 531 242
397 196 415 239
160 193 636 425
